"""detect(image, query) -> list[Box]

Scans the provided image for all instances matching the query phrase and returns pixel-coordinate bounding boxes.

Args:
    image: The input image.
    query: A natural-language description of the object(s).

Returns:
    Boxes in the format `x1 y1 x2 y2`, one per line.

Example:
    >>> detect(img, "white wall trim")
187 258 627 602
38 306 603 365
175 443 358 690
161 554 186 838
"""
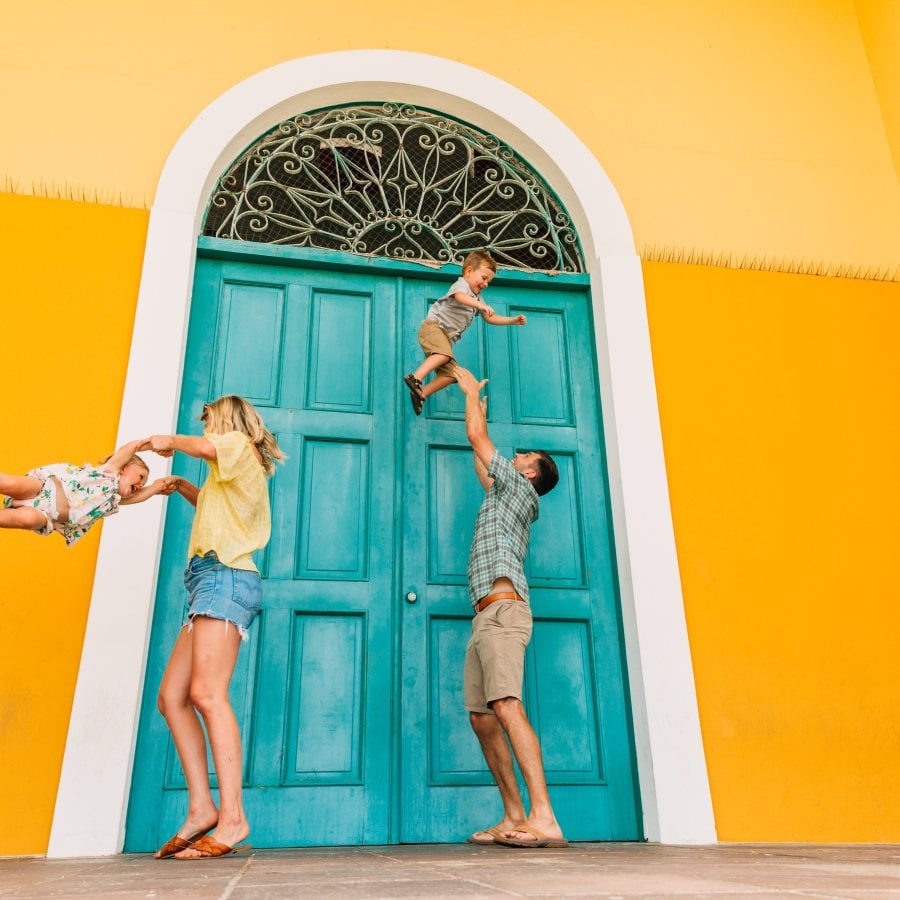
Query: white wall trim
49 50 716 857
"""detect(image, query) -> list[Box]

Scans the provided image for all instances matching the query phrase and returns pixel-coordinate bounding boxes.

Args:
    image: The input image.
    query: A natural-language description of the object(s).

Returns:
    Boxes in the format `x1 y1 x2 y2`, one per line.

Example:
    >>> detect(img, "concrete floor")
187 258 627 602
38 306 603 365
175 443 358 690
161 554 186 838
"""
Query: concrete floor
0 843 898 899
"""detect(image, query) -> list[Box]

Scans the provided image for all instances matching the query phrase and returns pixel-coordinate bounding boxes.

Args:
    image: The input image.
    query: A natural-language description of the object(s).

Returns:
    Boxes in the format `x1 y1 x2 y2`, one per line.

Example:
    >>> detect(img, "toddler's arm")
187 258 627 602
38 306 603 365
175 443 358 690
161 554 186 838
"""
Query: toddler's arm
102 439 145 474
484 312 526 327
119 477 171 506
452 291 495 319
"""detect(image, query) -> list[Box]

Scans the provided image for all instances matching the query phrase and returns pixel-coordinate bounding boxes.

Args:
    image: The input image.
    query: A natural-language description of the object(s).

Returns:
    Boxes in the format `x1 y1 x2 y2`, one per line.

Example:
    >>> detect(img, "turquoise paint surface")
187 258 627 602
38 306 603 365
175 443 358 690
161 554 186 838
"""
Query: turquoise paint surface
124 249 640 850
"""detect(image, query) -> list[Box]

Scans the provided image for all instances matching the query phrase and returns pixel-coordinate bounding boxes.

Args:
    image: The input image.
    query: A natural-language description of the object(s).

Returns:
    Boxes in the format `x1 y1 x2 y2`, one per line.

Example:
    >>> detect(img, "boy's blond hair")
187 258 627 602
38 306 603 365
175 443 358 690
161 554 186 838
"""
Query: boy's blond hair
461 250 497 274
200 395 286 476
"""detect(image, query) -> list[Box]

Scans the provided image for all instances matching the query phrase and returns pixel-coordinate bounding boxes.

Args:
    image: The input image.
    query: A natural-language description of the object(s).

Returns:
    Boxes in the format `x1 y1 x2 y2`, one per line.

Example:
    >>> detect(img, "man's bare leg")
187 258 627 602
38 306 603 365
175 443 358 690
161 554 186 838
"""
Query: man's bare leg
492 697 565 842
469 711 526 840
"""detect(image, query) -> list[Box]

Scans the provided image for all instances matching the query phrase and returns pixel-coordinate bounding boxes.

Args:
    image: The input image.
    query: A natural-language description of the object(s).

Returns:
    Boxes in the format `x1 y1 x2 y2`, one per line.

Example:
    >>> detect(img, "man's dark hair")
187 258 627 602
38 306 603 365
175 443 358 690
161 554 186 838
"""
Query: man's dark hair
531 451 559 497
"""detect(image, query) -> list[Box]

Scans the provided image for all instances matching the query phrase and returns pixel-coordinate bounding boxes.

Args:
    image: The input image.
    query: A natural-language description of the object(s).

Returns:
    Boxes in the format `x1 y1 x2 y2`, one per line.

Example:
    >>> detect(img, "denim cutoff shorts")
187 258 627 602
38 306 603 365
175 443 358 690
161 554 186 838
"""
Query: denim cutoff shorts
183 551 262 641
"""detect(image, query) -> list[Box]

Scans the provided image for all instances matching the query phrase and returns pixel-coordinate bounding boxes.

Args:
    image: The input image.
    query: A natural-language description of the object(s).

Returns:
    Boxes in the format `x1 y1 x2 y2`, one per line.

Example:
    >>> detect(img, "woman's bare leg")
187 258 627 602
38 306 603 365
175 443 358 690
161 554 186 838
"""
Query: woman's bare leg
175 616 248 856
155 625 219 856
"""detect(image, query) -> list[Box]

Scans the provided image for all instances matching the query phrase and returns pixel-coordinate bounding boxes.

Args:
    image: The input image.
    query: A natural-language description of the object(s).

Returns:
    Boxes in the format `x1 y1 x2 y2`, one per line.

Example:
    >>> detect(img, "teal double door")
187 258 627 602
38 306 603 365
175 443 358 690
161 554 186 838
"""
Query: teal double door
125 242 641 850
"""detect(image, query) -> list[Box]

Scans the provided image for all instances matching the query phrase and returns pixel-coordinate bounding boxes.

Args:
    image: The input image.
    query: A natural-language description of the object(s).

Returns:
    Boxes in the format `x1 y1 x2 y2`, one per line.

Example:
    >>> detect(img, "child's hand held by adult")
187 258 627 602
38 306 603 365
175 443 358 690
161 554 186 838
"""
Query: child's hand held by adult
156 476 181 495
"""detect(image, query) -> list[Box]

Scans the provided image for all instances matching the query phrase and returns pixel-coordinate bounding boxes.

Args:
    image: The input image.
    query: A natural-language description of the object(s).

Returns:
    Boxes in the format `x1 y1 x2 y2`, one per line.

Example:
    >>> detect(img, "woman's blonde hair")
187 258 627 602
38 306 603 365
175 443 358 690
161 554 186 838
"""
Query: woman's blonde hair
200 395 285 476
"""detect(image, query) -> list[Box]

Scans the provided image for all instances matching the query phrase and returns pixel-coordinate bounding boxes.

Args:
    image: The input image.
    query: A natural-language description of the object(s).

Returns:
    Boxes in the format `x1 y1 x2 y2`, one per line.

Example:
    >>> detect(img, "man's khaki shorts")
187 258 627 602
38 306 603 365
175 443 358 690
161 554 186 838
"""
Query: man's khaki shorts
464 600 533 714
417 320 459 378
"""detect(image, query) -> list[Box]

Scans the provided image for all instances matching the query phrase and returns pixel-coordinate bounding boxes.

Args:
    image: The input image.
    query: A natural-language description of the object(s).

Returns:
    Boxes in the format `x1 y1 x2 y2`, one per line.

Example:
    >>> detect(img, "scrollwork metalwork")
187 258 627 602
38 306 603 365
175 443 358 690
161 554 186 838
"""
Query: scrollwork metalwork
203 104 584 273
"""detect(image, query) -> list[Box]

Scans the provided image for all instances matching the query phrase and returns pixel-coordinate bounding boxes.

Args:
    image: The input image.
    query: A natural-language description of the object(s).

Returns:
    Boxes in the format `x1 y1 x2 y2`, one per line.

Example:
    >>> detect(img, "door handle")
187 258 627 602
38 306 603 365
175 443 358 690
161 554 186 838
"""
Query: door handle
405 590 418 604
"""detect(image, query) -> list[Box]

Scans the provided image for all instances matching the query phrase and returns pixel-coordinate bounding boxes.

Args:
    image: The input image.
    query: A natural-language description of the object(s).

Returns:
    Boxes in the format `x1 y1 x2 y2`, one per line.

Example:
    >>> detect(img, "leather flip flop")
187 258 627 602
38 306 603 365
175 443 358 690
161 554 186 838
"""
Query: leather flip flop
466 826 504 845
174 834 252 859
493 825 569 849
155 825 215 860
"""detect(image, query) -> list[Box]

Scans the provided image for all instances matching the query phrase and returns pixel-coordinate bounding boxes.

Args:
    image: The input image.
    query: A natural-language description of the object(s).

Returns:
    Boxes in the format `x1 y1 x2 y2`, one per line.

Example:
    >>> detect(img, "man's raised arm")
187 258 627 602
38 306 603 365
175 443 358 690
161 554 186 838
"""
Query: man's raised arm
455 367 495 491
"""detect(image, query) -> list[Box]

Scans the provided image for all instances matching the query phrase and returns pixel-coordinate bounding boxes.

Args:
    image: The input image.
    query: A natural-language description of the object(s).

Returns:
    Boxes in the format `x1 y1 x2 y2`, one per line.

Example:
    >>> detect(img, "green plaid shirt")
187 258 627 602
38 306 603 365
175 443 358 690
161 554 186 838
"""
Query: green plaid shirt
467 450 539 607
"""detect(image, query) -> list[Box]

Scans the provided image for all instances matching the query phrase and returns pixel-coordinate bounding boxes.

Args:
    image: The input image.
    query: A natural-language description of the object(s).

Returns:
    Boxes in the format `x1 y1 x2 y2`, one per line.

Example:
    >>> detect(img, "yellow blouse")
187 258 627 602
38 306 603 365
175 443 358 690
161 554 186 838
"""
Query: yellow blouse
187 431 271 572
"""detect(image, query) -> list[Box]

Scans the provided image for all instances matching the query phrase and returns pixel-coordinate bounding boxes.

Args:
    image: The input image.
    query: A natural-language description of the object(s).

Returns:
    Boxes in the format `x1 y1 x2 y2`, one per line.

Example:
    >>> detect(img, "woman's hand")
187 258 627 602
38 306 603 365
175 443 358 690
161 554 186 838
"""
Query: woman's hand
139 435 176 458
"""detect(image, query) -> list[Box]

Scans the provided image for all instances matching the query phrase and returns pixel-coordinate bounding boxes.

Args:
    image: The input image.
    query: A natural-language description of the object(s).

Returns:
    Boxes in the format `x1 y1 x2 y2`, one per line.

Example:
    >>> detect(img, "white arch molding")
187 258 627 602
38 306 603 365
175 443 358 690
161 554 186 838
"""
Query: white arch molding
49 51 717 856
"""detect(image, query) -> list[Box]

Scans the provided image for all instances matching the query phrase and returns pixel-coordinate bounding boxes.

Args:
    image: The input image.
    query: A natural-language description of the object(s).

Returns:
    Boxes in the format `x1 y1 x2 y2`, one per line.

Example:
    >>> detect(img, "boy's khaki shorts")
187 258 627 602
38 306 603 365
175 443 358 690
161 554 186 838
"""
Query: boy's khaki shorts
418 321 459 378
464 600 533 714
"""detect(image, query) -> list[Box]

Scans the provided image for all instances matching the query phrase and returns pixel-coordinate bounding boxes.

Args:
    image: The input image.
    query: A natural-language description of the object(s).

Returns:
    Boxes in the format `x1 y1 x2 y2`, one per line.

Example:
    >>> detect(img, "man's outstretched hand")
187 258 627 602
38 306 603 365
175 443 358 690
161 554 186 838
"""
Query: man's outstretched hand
455 367 488 397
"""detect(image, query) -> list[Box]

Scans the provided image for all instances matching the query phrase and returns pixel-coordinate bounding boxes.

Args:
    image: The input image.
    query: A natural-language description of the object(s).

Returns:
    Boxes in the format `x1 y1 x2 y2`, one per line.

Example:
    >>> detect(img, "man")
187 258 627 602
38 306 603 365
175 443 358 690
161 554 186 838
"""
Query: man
455 366 568 849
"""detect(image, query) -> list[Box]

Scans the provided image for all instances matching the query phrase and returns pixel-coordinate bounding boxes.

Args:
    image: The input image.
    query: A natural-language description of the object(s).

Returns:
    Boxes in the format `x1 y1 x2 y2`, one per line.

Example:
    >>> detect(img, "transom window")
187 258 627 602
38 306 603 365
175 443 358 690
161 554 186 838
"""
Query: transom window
203 103 584 273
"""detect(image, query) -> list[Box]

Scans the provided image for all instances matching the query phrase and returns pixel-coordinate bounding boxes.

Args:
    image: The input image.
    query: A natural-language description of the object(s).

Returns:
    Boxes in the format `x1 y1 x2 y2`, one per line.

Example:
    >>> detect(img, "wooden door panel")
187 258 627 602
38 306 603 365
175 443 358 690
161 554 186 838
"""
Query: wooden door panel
127 252 639 851
215 280 285 405
126 258 396 850
401 277 640 842
306 289 372 412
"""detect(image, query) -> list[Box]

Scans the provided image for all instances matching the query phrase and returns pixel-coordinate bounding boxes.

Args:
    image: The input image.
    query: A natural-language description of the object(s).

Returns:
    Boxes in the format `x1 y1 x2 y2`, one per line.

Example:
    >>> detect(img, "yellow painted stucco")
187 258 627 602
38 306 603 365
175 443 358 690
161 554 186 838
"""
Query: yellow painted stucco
0 193 148 854
644 261 900 841
1 0 898 856
855 0 900 179
1 0 899 274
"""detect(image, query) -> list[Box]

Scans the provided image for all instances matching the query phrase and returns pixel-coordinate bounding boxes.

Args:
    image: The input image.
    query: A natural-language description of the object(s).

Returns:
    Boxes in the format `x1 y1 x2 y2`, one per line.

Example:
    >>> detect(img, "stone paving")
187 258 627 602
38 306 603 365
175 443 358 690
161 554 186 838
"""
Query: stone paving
0 842 898 899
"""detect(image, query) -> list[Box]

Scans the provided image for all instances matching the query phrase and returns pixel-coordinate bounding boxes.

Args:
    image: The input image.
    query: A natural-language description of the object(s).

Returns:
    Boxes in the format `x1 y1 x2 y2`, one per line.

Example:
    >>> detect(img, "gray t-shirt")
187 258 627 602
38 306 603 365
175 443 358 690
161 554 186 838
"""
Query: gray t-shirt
424 277 488 343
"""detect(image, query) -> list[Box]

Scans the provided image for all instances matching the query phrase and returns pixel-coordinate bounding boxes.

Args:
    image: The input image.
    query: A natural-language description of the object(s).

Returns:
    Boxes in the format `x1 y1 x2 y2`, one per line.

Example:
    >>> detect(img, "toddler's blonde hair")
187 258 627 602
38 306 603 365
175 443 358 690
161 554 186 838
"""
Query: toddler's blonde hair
101 452 149 474
461 249 497 274
200 395 285 476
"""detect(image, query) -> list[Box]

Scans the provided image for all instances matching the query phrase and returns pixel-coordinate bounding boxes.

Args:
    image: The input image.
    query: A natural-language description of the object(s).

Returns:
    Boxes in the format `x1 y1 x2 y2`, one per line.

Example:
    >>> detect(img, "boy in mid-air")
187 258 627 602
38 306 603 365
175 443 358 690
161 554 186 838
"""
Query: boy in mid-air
403 250 526 415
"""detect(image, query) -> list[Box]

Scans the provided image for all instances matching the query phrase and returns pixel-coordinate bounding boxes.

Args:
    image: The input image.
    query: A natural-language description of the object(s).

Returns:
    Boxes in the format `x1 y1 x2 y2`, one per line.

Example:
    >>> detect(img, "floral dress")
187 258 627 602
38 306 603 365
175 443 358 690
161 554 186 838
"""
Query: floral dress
4 463 121 546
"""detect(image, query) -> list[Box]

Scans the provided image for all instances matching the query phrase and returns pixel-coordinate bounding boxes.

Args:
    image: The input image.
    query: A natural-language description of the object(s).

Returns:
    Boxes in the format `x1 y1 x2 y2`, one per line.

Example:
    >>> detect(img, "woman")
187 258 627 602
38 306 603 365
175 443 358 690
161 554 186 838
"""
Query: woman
143 395 284 859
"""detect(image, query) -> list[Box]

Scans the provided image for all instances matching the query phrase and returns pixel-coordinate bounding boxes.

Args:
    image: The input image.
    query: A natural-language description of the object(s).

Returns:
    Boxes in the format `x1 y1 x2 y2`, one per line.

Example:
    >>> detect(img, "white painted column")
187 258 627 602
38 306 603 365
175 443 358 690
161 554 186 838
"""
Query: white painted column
591 251 716 843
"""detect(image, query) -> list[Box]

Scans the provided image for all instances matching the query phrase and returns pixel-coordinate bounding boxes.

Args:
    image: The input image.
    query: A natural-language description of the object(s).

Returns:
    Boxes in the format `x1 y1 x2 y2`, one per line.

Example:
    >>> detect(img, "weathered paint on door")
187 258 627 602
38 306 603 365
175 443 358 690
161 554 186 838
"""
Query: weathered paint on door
124 242 640 850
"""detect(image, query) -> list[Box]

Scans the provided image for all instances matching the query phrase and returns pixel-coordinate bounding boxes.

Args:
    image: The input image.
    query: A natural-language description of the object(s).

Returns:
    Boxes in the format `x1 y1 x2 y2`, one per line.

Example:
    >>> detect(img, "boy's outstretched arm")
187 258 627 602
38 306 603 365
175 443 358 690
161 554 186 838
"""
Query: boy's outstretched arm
484 312 526 326
453 291 495 319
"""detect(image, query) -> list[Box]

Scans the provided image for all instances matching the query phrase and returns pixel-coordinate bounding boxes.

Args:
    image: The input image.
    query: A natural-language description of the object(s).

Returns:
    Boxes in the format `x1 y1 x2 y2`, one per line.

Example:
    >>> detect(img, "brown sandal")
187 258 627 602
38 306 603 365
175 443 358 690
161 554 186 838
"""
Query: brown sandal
174 834 252 859
155 825 215 859
403 374 425 416
466 826 505 845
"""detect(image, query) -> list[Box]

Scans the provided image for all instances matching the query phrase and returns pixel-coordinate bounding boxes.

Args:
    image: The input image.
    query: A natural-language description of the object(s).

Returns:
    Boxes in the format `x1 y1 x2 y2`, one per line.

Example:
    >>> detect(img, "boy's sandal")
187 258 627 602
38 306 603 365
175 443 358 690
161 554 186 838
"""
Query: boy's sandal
403 374 425 416
174 834 252 859
403 374 424 396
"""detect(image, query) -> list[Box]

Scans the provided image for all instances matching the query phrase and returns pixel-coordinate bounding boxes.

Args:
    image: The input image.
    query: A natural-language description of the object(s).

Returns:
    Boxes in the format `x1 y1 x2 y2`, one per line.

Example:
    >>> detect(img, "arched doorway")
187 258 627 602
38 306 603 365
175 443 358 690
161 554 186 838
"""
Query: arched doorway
49 53 715 858
124 103 640 848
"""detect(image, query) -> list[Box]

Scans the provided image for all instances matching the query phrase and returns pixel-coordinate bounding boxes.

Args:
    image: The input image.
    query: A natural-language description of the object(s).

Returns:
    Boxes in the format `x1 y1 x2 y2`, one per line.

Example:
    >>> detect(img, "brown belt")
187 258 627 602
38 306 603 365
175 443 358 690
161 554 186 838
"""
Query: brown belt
473 591 525 614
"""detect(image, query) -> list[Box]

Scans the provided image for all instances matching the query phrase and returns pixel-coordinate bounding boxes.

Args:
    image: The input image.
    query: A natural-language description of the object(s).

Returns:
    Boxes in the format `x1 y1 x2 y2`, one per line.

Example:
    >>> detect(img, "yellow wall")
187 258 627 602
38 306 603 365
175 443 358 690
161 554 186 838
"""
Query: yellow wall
644 261 900 841
1 0 899 855
0 193 148 854
856 0 900 179
1 0 898 273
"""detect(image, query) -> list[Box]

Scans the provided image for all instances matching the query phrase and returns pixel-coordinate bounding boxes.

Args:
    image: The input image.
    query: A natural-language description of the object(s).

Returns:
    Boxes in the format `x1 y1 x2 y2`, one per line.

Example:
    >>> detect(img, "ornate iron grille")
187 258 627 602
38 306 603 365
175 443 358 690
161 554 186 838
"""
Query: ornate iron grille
203 104 584 273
